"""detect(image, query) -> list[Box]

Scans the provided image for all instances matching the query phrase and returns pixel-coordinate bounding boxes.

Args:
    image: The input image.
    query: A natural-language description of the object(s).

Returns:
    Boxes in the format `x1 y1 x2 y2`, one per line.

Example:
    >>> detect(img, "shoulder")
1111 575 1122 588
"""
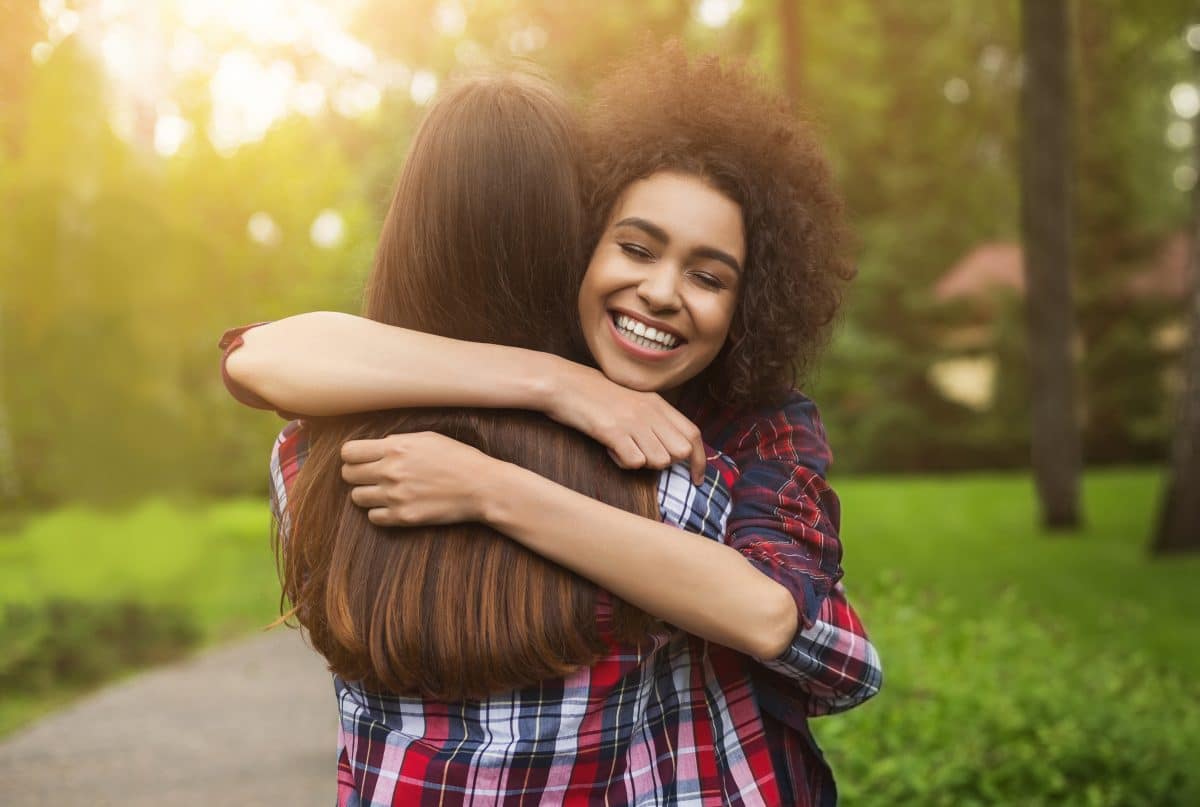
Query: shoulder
702 390 832 477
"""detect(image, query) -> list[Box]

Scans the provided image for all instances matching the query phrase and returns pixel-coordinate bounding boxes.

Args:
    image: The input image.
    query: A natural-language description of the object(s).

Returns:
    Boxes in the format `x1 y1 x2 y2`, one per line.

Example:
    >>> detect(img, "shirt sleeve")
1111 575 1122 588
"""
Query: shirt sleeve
219 322 303 419
754 582 883 716
657 447 881 716
711 392 882 719
720 392 844 629
269 420 309 547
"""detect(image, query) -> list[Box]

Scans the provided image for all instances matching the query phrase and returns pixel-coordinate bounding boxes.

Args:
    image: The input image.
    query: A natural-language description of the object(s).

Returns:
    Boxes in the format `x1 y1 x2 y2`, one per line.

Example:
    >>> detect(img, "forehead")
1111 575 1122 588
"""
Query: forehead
611 172 745 261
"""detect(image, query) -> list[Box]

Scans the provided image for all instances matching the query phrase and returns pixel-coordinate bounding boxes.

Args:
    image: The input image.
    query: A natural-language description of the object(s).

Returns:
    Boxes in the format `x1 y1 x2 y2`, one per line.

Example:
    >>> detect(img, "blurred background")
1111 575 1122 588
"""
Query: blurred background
1 0 1198 803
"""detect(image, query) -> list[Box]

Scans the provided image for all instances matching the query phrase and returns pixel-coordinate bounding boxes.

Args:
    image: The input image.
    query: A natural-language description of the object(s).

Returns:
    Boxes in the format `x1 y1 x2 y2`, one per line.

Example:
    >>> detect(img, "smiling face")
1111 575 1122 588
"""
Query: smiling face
578 171 745 397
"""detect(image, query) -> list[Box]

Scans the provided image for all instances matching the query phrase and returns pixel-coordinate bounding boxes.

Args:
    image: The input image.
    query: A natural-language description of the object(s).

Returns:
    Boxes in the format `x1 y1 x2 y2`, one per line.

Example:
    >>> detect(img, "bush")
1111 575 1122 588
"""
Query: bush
814 586 1200 806
0 599 200 693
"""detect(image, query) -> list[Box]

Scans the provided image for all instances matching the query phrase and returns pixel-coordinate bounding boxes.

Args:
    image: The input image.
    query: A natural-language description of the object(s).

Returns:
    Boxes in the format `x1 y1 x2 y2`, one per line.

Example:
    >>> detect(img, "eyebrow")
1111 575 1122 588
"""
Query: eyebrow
613 217 742 275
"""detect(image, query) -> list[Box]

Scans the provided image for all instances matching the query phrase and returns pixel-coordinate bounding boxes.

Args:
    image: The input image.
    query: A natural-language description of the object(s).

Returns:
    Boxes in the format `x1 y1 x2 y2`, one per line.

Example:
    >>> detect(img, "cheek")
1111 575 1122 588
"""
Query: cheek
701 298 738 346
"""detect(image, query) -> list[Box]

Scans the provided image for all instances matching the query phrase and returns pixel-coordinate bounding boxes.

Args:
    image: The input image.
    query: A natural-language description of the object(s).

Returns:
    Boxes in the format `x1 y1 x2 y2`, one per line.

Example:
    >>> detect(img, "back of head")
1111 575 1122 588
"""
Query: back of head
581 41 855 407
281 73 660 700
367 71 585 358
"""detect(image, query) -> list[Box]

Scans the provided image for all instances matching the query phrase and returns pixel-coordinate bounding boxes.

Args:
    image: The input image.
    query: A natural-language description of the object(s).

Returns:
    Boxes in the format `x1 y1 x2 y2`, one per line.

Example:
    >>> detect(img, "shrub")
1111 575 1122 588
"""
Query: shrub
0 599 200 693
814 586 1200 806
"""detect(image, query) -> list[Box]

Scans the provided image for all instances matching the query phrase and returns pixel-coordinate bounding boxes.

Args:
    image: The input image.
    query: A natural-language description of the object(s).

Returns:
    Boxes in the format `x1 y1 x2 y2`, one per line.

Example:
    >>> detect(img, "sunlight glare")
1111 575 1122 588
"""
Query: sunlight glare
1173 164 1197 192
943 77 970 104
292 81 327 117
31 42 53 65
310 210 345 248
154 114 192 157
434 2 468 36
1170 83 1200 119
1167 121 1194 150
334 80 382 118
1187 24 1200 52
696 0 741 29
248 212 282 246
208 51 293 151
410 70 439 106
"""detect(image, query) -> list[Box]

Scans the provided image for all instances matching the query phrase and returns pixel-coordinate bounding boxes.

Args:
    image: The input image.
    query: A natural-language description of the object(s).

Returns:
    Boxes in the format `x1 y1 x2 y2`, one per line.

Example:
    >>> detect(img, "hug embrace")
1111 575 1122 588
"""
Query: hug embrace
219 42 882 807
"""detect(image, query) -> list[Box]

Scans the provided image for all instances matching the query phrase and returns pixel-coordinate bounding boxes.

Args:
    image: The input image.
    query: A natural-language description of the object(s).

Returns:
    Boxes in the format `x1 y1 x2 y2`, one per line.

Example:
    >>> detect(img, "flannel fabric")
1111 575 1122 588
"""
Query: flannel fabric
228 324 881 805
273 422 782 805
268 417 879 806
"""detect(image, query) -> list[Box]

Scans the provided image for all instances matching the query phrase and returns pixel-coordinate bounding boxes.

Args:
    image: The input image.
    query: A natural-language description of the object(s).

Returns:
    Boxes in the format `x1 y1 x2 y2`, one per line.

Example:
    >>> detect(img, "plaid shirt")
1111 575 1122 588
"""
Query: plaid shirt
224 325 881 804
268 414 879 806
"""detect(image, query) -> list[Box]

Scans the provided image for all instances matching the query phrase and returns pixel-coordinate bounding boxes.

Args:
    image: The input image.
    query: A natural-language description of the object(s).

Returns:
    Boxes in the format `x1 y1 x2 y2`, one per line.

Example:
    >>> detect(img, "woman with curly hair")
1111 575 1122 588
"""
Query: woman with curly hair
223 44 878 805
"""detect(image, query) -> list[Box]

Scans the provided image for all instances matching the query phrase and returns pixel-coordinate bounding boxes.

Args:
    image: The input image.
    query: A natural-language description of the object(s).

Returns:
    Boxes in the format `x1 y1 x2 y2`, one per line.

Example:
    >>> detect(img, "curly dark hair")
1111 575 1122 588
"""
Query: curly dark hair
580 42 855 408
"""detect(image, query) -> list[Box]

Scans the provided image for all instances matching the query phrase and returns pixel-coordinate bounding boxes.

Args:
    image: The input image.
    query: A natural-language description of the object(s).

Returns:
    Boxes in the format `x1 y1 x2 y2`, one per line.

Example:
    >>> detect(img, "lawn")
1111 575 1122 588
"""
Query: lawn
816 468 1200 805
836 468 1200 677
1 469 1197 803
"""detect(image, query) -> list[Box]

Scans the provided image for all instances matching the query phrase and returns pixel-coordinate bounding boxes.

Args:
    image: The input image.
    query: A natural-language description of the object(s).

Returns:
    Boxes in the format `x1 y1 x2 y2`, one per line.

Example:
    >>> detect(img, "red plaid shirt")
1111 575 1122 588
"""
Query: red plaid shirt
223 325 881 805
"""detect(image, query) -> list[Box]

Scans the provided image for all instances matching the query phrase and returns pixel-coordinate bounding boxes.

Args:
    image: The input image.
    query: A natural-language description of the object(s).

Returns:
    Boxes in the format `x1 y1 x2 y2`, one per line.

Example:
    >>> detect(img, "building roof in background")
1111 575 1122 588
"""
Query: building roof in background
934 242 1024 302
935 237 1191 303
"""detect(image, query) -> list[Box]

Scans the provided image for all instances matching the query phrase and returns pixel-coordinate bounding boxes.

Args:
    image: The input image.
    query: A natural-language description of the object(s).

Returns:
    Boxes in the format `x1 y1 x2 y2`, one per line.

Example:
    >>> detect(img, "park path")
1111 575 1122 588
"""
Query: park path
0 629 337 806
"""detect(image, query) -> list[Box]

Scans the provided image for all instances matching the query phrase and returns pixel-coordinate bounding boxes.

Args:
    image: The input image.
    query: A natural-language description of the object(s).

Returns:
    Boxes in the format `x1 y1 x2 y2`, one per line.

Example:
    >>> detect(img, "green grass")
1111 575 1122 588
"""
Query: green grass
835 468 1200 677
0 497 280 735
2 470 1197 804
816 468 1200 805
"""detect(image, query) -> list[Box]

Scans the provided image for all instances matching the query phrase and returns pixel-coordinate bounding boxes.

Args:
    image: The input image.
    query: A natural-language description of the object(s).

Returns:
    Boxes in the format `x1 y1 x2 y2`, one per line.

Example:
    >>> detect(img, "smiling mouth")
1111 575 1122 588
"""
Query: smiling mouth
609 312 684 352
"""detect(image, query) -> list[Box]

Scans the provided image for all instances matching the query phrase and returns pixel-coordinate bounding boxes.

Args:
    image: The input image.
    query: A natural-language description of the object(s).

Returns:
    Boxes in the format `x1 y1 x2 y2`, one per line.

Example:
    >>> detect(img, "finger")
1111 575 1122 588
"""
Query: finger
607 435 647 469
651 424 693 464
350 485 389 509
689 439 708 485
341 438 391 464
633 430 672 470
661 411 706 484
367 507 398 526
651 425 706 485
341 459 388 485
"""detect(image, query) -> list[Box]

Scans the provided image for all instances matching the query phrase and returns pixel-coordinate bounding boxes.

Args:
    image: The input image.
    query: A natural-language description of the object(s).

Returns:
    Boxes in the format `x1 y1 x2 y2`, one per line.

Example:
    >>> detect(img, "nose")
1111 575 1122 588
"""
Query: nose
636 263 682 312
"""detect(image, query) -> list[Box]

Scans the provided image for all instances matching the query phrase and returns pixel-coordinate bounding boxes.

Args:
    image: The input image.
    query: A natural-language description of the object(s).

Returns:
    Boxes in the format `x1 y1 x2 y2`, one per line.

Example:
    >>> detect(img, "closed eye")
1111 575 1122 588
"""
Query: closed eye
689 271 726 290
619 242 655 261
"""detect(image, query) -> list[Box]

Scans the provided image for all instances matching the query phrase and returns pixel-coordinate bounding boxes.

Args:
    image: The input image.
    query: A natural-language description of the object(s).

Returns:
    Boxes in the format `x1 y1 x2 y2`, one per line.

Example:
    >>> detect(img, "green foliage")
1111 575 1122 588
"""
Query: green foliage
815 587 1200 806
0 496 280 733
816 470 1200 802
814 467 1200 805
0 599 199 692
0 2 1194 498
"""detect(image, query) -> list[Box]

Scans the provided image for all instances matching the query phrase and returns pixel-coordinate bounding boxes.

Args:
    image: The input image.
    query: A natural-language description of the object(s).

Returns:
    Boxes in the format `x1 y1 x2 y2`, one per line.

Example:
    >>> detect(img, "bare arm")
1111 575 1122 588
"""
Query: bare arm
225 312 557 416
341 431 798 659
223 312 707 480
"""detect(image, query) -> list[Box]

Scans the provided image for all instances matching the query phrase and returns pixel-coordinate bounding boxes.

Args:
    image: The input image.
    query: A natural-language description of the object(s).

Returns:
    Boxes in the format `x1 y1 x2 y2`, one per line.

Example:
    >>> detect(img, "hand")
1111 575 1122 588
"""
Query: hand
544 362 707 484
340 432 494 527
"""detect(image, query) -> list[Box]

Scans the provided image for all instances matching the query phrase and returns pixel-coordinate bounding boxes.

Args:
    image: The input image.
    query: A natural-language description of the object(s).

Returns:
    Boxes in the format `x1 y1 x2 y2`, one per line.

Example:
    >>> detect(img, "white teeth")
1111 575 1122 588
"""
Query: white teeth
612 313 679 350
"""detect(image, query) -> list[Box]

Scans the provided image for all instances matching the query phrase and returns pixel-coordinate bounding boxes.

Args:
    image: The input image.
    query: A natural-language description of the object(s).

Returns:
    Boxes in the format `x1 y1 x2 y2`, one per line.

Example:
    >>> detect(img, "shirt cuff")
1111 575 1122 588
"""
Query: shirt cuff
219 322 286 413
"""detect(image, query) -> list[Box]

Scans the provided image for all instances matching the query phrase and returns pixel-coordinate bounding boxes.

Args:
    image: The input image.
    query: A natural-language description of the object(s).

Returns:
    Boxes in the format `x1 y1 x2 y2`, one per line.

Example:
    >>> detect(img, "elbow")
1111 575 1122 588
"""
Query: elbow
751 585 803 661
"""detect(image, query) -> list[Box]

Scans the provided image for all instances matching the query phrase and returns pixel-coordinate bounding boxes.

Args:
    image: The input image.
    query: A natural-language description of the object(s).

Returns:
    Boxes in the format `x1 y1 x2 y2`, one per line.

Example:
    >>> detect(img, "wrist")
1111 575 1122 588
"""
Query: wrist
534 353 582 420
470 454 513 525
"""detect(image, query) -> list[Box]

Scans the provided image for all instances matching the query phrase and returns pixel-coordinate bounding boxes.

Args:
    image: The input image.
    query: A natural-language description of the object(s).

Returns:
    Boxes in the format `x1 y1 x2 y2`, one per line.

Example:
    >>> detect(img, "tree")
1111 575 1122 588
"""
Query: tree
1153 27 1200 554
777 0 803 108
1019 0 1082 528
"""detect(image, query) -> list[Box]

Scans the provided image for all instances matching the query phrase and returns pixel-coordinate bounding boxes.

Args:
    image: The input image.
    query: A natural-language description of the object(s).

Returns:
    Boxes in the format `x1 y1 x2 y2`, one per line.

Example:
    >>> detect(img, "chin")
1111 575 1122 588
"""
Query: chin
605 363 664 393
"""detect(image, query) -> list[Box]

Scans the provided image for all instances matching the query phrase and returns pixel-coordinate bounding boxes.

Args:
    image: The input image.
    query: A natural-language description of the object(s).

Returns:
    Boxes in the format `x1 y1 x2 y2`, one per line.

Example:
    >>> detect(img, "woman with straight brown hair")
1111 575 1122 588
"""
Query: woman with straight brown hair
261 71 803 805
225 46 882 805
281 72 665 701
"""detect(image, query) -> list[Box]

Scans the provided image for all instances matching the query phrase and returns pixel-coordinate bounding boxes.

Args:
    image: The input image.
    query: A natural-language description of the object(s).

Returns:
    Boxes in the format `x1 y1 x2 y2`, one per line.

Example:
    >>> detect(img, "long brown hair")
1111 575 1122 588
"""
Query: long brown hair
280 73 661 700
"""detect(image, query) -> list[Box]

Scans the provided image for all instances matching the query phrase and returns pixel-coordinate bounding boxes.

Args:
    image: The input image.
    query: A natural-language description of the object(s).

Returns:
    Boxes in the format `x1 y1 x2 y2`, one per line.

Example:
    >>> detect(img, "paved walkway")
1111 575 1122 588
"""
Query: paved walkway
0 629 337 806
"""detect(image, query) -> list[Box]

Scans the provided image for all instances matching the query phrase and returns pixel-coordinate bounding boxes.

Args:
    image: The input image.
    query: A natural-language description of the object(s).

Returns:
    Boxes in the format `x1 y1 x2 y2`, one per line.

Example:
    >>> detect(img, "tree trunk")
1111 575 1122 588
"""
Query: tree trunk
1019 0 1083 528
1152 37 1200 554
778 0 803 108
